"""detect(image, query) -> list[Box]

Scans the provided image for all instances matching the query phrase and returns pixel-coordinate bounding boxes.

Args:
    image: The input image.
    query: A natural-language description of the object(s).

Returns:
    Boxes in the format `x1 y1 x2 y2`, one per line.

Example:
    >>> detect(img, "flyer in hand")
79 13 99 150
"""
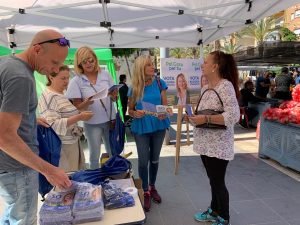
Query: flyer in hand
89 87 108 100
141 101 172 117
108 84 124 93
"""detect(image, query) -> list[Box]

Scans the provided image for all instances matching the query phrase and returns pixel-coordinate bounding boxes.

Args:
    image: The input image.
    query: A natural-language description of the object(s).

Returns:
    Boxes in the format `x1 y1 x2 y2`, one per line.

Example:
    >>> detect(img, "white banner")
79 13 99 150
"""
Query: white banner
160 58 203 92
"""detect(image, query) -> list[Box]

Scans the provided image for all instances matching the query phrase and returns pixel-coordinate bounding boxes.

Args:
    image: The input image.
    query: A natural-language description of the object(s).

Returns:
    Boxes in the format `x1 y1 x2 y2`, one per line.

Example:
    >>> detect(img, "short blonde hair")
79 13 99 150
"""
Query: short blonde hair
73 46 100 75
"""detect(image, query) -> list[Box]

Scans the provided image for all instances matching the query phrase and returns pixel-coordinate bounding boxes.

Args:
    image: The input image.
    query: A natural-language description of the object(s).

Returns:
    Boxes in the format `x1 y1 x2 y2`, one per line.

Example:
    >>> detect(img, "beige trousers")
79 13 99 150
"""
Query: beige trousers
59 140 86 172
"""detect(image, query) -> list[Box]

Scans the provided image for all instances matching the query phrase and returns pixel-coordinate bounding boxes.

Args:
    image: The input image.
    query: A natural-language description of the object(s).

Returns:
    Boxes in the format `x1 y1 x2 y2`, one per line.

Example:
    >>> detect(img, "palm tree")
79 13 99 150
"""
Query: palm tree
185 47 200 59
203 44 214 57
169 48 187 58
240 17 277 46
220 41 241 54
112 48 139 78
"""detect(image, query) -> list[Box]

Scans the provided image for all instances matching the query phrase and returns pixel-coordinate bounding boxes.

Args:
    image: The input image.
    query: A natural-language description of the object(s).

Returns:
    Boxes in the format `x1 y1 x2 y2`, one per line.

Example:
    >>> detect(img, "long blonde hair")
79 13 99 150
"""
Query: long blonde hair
73 46 100 75
131 55 152 104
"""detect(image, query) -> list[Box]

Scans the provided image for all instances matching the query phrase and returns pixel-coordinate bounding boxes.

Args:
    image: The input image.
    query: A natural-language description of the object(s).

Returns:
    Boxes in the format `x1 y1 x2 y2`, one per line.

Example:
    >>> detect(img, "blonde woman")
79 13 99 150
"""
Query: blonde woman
175 73 190 105
128 55 170 212
66 46 118 169
38 65 93 172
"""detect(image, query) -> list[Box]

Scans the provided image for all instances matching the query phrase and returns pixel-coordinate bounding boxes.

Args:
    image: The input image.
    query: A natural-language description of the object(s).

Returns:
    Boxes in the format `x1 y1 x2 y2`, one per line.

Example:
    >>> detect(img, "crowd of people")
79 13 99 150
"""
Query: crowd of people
239 66 297 127
3 28 297 225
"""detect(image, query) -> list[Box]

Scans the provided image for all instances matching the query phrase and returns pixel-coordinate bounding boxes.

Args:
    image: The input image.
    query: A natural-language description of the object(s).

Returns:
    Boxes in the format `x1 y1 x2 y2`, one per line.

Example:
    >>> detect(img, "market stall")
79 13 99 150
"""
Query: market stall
259 85 300 171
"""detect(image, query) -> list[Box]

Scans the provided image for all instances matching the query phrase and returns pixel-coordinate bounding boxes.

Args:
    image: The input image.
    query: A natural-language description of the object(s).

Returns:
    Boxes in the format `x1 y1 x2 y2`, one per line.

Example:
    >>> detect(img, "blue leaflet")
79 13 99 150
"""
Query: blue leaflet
141 101 157 112
186 104 193 116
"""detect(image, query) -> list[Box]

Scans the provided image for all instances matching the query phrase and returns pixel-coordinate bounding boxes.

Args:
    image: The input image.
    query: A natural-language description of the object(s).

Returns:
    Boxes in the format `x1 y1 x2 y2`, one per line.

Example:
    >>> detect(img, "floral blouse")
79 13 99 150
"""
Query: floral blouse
193 79 240 160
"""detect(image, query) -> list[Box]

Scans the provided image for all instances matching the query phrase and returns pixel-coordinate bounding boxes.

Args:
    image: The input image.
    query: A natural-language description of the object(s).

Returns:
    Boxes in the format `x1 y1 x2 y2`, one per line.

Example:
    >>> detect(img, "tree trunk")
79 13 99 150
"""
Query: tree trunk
125 55 132 78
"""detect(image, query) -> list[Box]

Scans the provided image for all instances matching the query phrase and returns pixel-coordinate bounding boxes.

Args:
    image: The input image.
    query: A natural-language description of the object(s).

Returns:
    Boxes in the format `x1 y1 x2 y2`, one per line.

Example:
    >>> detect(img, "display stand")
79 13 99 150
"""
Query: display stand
259 118 300 172
174 105 194 174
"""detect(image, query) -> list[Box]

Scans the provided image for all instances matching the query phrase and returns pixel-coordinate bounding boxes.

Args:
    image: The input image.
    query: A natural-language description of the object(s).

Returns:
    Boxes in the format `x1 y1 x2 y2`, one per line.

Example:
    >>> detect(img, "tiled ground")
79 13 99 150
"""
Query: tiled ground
137 153 300 225
1 115 300 225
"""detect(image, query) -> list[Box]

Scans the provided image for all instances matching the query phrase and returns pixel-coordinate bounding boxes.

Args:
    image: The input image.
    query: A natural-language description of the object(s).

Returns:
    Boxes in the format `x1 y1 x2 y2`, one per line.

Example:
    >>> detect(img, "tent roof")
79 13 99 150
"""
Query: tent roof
234 41 300 66
0 0 299 49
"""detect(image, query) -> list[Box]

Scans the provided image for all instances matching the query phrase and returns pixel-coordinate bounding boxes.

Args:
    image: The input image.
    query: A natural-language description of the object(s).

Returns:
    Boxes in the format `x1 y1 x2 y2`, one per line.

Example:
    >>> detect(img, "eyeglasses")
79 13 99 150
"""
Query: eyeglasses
81 57 95 65
35 37 70 48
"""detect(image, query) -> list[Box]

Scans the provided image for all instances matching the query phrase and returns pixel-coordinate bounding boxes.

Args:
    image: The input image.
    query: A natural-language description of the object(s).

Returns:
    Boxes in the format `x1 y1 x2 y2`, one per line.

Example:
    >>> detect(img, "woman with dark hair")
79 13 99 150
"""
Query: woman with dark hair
187 51 240 225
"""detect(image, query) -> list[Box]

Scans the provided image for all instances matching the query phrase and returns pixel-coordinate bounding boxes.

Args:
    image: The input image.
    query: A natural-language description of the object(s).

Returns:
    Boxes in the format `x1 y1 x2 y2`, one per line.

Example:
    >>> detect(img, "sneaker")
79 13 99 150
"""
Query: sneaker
143 191 151 212
211 216 231 225
194 207 217 222
149 185 161 203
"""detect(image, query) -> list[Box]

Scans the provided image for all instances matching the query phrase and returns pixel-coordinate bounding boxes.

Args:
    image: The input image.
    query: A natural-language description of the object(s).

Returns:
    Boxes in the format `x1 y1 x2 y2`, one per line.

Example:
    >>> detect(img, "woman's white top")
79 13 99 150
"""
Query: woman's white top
193 79 240 160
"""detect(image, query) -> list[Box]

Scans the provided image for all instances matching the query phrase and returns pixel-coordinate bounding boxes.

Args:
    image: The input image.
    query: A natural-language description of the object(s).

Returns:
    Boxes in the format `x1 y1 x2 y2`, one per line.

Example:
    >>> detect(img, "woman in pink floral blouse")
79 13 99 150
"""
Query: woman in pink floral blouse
188 51 240 225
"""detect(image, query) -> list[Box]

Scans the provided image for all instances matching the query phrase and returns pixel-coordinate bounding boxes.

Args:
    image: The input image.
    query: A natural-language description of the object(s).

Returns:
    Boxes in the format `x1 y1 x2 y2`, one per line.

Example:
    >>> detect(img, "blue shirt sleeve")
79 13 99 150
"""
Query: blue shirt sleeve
160 79 168 90
127 87 132 97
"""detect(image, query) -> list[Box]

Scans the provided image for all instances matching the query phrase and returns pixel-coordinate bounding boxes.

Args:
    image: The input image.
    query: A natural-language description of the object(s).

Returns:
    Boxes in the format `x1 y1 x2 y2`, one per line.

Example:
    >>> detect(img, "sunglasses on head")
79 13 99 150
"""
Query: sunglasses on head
35 37 70 48
81 57 95 65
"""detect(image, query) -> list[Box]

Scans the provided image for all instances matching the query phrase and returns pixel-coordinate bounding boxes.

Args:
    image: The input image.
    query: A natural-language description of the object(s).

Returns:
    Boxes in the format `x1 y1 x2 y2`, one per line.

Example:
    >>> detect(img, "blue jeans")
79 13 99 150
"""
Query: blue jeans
84 122 112 169
0 168 38 225
133 129 166 191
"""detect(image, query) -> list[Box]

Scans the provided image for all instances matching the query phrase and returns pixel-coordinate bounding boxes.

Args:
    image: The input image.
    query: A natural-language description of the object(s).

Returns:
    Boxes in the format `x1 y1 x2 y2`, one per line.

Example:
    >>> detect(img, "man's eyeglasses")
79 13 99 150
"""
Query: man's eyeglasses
81 57 95 65
35 37 70 48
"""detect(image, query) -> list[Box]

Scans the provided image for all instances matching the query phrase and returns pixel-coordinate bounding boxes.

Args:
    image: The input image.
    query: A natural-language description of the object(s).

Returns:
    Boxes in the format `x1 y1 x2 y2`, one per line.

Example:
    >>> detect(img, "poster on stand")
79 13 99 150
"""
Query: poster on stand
160 58 203 105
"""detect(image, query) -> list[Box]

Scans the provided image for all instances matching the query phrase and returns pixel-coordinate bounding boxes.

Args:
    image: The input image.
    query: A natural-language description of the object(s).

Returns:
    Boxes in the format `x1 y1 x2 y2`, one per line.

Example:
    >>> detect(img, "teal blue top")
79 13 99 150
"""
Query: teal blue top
128 79 170 135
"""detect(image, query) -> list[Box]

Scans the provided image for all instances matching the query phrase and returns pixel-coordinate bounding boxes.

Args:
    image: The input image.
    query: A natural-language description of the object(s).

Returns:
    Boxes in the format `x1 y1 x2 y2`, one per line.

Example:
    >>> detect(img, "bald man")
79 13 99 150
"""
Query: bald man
0 29 72 225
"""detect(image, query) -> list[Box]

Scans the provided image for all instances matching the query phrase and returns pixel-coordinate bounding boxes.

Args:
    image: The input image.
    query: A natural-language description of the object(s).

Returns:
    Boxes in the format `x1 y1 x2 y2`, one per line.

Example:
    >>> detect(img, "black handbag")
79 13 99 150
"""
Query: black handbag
194 88 227 129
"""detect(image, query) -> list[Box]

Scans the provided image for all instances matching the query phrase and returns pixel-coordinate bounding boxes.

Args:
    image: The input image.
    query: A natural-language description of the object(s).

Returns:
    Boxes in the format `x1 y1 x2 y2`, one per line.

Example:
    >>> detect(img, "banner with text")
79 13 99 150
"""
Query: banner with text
160 58 203 91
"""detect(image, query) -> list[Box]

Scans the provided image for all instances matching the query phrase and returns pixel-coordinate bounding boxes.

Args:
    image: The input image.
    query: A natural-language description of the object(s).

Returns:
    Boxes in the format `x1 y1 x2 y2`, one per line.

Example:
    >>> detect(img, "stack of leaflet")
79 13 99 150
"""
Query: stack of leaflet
102 181 135 209
39 188 76 225
72 182 104 224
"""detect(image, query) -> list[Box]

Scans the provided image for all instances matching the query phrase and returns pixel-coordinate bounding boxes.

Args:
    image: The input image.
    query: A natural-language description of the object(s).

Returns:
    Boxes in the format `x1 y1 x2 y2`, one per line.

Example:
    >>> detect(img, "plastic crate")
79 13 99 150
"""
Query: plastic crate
259 119 285 162
259 119 300 172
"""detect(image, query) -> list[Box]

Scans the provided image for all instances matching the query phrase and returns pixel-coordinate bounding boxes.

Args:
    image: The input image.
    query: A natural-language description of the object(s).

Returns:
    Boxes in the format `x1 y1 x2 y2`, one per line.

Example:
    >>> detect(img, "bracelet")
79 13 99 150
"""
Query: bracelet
205 115 209 125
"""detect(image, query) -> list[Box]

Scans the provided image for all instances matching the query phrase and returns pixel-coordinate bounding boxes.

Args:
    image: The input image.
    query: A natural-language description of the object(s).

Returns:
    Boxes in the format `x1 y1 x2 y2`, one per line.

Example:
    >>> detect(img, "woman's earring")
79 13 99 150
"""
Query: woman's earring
212 70 215 73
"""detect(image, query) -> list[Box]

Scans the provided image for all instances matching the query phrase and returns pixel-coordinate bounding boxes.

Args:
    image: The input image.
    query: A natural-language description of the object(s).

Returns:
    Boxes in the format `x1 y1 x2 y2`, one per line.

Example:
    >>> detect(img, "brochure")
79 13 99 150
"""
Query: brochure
156 105 172 115
89 87 108 100
141 101 157 112
108 84 124 93
141 101 172 116
185 104 193 116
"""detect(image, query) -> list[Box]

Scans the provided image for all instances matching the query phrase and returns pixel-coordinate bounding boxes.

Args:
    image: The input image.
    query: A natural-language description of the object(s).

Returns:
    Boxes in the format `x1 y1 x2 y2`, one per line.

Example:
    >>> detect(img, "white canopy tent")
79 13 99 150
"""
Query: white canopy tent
0 0 299 49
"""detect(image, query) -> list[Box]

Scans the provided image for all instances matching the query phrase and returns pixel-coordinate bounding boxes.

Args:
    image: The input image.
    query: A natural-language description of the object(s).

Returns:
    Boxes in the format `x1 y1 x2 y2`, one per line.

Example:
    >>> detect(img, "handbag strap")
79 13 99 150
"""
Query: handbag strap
90 83 112 121
194 88 224 114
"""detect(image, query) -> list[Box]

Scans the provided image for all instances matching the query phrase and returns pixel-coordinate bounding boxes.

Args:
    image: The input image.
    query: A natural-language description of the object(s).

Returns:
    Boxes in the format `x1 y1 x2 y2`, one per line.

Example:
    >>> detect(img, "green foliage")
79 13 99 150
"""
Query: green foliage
240 17 277 45
220 41 241 54
169 48 187 58
280 27 297 41
111 48 139 57
203 45 213 57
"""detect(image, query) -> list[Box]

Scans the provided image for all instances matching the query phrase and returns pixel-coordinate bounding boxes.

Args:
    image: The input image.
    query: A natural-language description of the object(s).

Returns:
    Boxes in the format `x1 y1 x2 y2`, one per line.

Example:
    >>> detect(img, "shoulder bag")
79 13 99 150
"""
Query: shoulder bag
194 88 227 129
